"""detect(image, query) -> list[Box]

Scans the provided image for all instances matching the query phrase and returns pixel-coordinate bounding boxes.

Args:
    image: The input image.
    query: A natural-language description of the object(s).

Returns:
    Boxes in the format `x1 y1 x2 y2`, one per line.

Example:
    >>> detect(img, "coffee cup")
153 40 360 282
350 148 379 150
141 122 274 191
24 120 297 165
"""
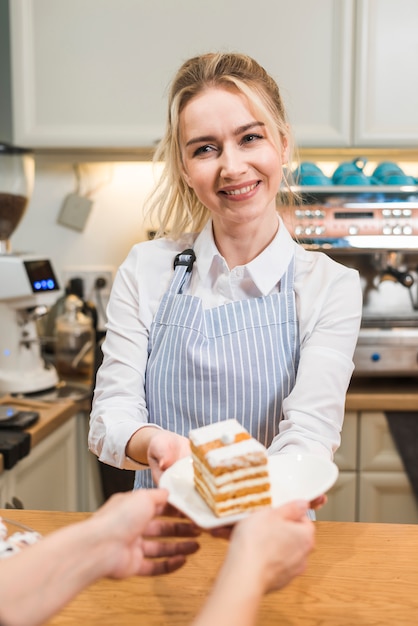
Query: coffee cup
372 162 416 186
379 173 416 186
372 161 404 181
332 157 379 186
334 171 374 186
293 162 332 186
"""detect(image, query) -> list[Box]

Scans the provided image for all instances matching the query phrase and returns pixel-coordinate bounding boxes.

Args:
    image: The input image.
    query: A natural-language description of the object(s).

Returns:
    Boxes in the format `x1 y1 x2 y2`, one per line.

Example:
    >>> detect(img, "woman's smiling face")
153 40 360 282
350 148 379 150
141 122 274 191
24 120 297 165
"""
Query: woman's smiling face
179 86 287 230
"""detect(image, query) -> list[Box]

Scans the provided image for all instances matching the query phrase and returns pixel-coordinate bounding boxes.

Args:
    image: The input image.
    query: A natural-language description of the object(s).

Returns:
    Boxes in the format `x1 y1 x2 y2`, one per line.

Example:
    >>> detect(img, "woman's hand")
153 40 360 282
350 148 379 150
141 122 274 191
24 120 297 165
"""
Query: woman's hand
147 430 191 484
309 494 327 510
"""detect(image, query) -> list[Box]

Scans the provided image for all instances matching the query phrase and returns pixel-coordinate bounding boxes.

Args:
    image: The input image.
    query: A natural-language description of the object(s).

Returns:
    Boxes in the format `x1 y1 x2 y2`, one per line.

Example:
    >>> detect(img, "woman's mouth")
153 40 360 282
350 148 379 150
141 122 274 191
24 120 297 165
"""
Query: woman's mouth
221 182 260 196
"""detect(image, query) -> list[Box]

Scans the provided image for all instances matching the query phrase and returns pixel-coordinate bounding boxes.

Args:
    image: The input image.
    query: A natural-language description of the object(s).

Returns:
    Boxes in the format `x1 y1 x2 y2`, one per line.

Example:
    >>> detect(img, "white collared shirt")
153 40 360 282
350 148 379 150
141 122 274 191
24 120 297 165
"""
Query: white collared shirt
89 217 362 469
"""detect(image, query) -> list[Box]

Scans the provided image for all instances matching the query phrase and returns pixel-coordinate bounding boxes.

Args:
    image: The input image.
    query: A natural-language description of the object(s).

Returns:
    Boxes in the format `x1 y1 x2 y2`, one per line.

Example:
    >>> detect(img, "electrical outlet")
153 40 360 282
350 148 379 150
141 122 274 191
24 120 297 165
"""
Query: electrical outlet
62 265 115 330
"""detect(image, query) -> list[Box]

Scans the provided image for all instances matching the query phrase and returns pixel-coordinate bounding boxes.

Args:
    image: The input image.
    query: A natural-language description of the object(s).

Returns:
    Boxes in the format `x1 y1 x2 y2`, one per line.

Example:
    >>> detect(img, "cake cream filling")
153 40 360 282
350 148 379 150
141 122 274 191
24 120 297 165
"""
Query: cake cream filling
192 455 270 493
195 477 270 512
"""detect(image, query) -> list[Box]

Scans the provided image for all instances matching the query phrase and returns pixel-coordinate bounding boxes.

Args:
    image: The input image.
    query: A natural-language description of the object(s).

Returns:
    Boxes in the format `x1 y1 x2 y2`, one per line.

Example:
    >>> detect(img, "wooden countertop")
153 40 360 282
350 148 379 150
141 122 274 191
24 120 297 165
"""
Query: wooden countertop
0 393 85 474
2 509 418 625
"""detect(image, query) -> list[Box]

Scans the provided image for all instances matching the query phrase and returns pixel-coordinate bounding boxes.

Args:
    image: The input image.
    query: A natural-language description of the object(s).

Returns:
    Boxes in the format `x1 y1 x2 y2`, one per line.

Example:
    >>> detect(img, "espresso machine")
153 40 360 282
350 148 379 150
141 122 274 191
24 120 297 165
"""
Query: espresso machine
282 183 418 377
0 143 60 394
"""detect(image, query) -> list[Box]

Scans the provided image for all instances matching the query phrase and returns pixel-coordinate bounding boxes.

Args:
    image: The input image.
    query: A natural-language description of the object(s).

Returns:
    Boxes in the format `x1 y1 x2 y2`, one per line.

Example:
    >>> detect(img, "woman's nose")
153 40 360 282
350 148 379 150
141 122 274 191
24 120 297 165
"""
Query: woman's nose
219 146 247 179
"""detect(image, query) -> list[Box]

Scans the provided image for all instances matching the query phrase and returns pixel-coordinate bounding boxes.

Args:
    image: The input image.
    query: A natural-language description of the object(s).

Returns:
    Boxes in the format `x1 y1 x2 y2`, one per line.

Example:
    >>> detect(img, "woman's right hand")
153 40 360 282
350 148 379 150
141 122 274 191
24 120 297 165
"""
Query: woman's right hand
147 430 191 484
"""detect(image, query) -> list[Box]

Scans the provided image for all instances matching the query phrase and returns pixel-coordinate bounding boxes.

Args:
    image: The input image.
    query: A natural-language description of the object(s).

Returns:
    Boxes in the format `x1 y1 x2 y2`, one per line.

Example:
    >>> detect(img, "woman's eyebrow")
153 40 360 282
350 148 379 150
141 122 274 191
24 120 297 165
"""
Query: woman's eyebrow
185 134 216 148
234 121 265 135
185 122 265 148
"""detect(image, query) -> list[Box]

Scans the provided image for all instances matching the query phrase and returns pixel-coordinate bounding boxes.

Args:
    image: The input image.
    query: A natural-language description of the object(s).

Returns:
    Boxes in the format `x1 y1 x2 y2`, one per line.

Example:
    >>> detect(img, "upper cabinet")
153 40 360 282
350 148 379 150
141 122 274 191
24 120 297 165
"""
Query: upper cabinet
2 0 353 149
1 0 416 150
354 0 418 146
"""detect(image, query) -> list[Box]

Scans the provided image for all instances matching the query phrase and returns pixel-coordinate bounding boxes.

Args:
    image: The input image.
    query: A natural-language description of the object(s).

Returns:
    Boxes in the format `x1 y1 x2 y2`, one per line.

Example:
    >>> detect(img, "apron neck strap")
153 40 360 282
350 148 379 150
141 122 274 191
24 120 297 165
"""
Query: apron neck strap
171 248 196 294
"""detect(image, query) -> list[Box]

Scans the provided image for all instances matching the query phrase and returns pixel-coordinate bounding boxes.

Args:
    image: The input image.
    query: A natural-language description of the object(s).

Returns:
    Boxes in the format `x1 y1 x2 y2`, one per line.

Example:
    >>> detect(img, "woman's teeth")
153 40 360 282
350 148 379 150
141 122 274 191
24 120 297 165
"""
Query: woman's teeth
224 183 258 195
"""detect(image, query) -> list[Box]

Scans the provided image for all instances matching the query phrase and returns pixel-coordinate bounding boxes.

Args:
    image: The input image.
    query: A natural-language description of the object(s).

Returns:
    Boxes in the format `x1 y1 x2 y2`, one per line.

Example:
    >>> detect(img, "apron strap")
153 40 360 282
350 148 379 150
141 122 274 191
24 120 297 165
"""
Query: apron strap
169 248 196 294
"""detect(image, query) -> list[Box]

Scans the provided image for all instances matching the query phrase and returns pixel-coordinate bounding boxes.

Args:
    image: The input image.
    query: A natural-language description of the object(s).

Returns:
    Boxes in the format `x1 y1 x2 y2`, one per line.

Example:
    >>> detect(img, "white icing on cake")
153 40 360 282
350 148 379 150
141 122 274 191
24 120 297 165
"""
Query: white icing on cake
221 432 235 445
206 438 266 468
189 419 245 446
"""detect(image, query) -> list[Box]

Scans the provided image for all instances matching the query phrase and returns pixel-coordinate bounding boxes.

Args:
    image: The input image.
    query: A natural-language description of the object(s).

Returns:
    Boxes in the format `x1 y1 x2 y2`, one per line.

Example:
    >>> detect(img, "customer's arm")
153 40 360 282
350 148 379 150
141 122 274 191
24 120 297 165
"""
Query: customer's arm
192 500 315 626
0 489 200 626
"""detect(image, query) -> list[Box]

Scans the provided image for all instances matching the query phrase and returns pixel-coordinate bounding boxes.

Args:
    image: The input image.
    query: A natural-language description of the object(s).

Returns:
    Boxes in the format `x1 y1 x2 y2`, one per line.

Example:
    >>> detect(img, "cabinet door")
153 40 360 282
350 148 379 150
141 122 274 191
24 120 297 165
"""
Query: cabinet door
6 417 78 511
335 411 358 471
359 472 418 523
359 411 405 472
354 0 418 146
316 471 357 521
0 472 8 508
9 0 353 148
76 412 103 512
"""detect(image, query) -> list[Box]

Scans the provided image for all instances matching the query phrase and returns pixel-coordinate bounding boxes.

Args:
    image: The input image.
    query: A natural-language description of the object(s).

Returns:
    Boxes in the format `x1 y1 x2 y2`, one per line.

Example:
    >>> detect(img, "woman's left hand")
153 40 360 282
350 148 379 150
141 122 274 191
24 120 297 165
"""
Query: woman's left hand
309 494 327 510
147 430 191 484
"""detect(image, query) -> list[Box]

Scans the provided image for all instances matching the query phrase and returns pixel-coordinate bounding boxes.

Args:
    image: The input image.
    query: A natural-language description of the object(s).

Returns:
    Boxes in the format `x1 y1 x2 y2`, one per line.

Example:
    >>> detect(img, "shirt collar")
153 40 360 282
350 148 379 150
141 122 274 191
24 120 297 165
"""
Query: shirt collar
193 216 295 295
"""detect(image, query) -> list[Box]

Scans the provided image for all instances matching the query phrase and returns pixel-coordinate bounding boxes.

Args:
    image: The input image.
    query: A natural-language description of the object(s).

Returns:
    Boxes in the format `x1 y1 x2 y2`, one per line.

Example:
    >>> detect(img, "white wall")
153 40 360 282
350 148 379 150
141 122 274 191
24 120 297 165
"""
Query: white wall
11 157 162 288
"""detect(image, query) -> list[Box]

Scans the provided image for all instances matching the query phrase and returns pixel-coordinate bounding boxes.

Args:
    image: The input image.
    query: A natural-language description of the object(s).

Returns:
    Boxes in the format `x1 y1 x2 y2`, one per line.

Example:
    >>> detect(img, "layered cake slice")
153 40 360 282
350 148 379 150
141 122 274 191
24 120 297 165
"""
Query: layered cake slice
189 419 272 517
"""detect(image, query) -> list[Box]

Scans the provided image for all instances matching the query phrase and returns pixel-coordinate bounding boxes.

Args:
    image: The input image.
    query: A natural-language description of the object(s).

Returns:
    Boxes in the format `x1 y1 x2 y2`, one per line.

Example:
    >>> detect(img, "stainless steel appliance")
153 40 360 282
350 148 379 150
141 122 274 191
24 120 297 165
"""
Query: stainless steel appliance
0 143 61 394
281 185 418 377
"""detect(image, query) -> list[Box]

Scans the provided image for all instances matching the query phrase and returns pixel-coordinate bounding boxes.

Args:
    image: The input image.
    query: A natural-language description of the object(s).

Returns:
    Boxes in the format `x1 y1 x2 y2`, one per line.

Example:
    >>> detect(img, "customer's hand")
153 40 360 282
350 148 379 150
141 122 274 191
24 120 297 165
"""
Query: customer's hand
89 488 200 579
147 430 191 484
223 500 315 593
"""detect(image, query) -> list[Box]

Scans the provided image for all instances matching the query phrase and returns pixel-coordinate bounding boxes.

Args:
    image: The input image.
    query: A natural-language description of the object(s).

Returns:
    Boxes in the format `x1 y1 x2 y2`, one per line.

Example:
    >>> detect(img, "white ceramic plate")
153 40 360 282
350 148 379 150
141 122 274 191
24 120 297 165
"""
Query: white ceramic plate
160 453 339 529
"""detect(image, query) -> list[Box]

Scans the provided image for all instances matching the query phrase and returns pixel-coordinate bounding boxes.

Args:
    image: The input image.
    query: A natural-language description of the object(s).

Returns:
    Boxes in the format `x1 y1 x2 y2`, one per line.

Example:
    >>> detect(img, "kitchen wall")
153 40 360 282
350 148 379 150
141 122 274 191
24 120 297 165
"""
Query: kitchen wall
11 157 163 290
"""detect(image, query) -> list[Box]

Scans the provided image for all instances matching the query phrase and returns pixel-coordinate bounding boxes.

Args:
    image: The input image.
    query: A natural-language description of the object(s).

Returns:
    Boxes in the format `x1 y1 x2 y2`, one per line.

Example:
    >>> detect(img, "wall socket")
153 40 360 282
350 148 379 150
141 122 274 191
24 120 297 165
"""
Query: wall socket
62 265 115 330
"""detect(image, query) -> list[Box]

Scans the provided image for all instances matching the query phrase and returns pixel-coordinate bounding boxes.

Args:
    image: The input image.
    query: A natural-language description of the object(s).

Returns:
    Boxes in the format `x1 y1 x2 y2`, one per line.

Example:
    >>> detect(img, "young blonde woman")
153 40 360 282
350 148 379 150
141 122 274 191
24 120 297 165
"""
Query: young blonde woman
89 52 362 501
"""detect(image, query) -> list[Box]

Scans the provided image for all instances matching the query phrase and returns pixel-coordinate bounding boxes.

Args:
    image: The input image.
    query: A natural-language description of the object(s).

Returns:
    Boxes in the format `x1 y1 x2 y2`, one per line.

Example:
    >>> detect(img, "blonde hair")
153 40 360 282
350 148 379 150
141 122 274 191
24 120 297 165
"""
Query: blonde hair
146 52 297 239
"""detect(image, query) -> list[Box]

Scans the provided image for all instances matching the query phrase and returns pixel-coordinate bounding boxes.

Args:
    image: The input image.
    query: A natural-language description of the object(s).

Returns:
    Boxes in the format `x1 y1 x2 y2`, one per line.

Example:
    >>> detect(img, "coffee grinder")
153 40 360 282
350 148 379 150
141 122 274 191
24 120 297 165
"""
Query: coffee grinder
0 143 60 394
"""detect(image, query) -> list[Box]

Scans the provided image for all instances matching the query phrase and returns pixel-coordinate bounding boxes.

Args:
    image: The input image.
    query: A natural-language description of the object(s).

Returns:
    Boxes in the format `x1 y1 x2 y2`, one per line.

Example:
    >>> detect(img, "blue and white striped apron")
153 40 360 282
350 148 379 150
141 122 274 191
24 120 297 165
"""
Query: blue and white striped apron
135 250 300 489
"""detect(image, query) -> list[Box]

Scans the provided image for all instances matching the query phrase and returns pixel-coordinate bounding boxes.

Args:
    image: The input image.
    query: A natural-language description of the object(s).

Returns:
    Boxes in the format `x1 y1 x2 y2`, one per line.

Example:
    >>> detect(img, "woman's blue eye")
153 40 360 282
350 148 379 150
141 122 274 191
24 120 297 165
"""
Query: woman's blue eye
193 145 214 157
243 133 263 143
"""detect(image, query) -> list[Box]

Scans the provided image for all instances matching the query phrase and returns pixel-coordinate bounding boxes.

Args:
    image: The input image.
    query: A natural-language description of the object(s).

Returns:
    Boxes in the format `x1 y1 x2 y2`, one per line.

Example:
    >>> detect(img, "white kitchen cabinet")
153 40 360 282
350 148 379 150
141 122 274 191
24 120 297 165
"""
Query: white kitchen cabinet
359 411 405 472
317 472 357 522
319 410 418 523
3 0 354 148
354 0 418 146
76 412 104 512
316 411 358 521
358 412 418 523
0 473 7 508
0 413 103 513
3 0 416 150
3 416 78 511
358 472 418 524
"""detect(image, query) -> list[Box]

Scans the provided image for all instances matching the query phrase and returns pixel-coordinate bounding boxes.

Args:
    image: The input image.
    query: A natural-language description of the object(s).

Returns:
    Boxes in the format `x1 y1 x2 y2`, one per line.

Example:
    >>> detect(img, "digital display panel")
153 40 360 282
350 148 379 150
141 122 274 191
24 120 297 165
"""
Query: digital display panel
23 260 60 293
334 212 374 219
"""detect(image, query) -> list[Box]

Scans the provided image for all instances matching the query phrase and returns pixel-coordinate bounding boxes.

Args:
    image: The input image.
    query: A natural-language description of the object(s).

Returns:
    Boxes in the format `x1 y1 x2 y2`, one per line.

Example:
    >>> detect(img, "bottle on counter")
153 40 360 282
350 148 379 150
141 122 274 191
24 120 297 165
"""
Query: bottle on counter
55 294 94 385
